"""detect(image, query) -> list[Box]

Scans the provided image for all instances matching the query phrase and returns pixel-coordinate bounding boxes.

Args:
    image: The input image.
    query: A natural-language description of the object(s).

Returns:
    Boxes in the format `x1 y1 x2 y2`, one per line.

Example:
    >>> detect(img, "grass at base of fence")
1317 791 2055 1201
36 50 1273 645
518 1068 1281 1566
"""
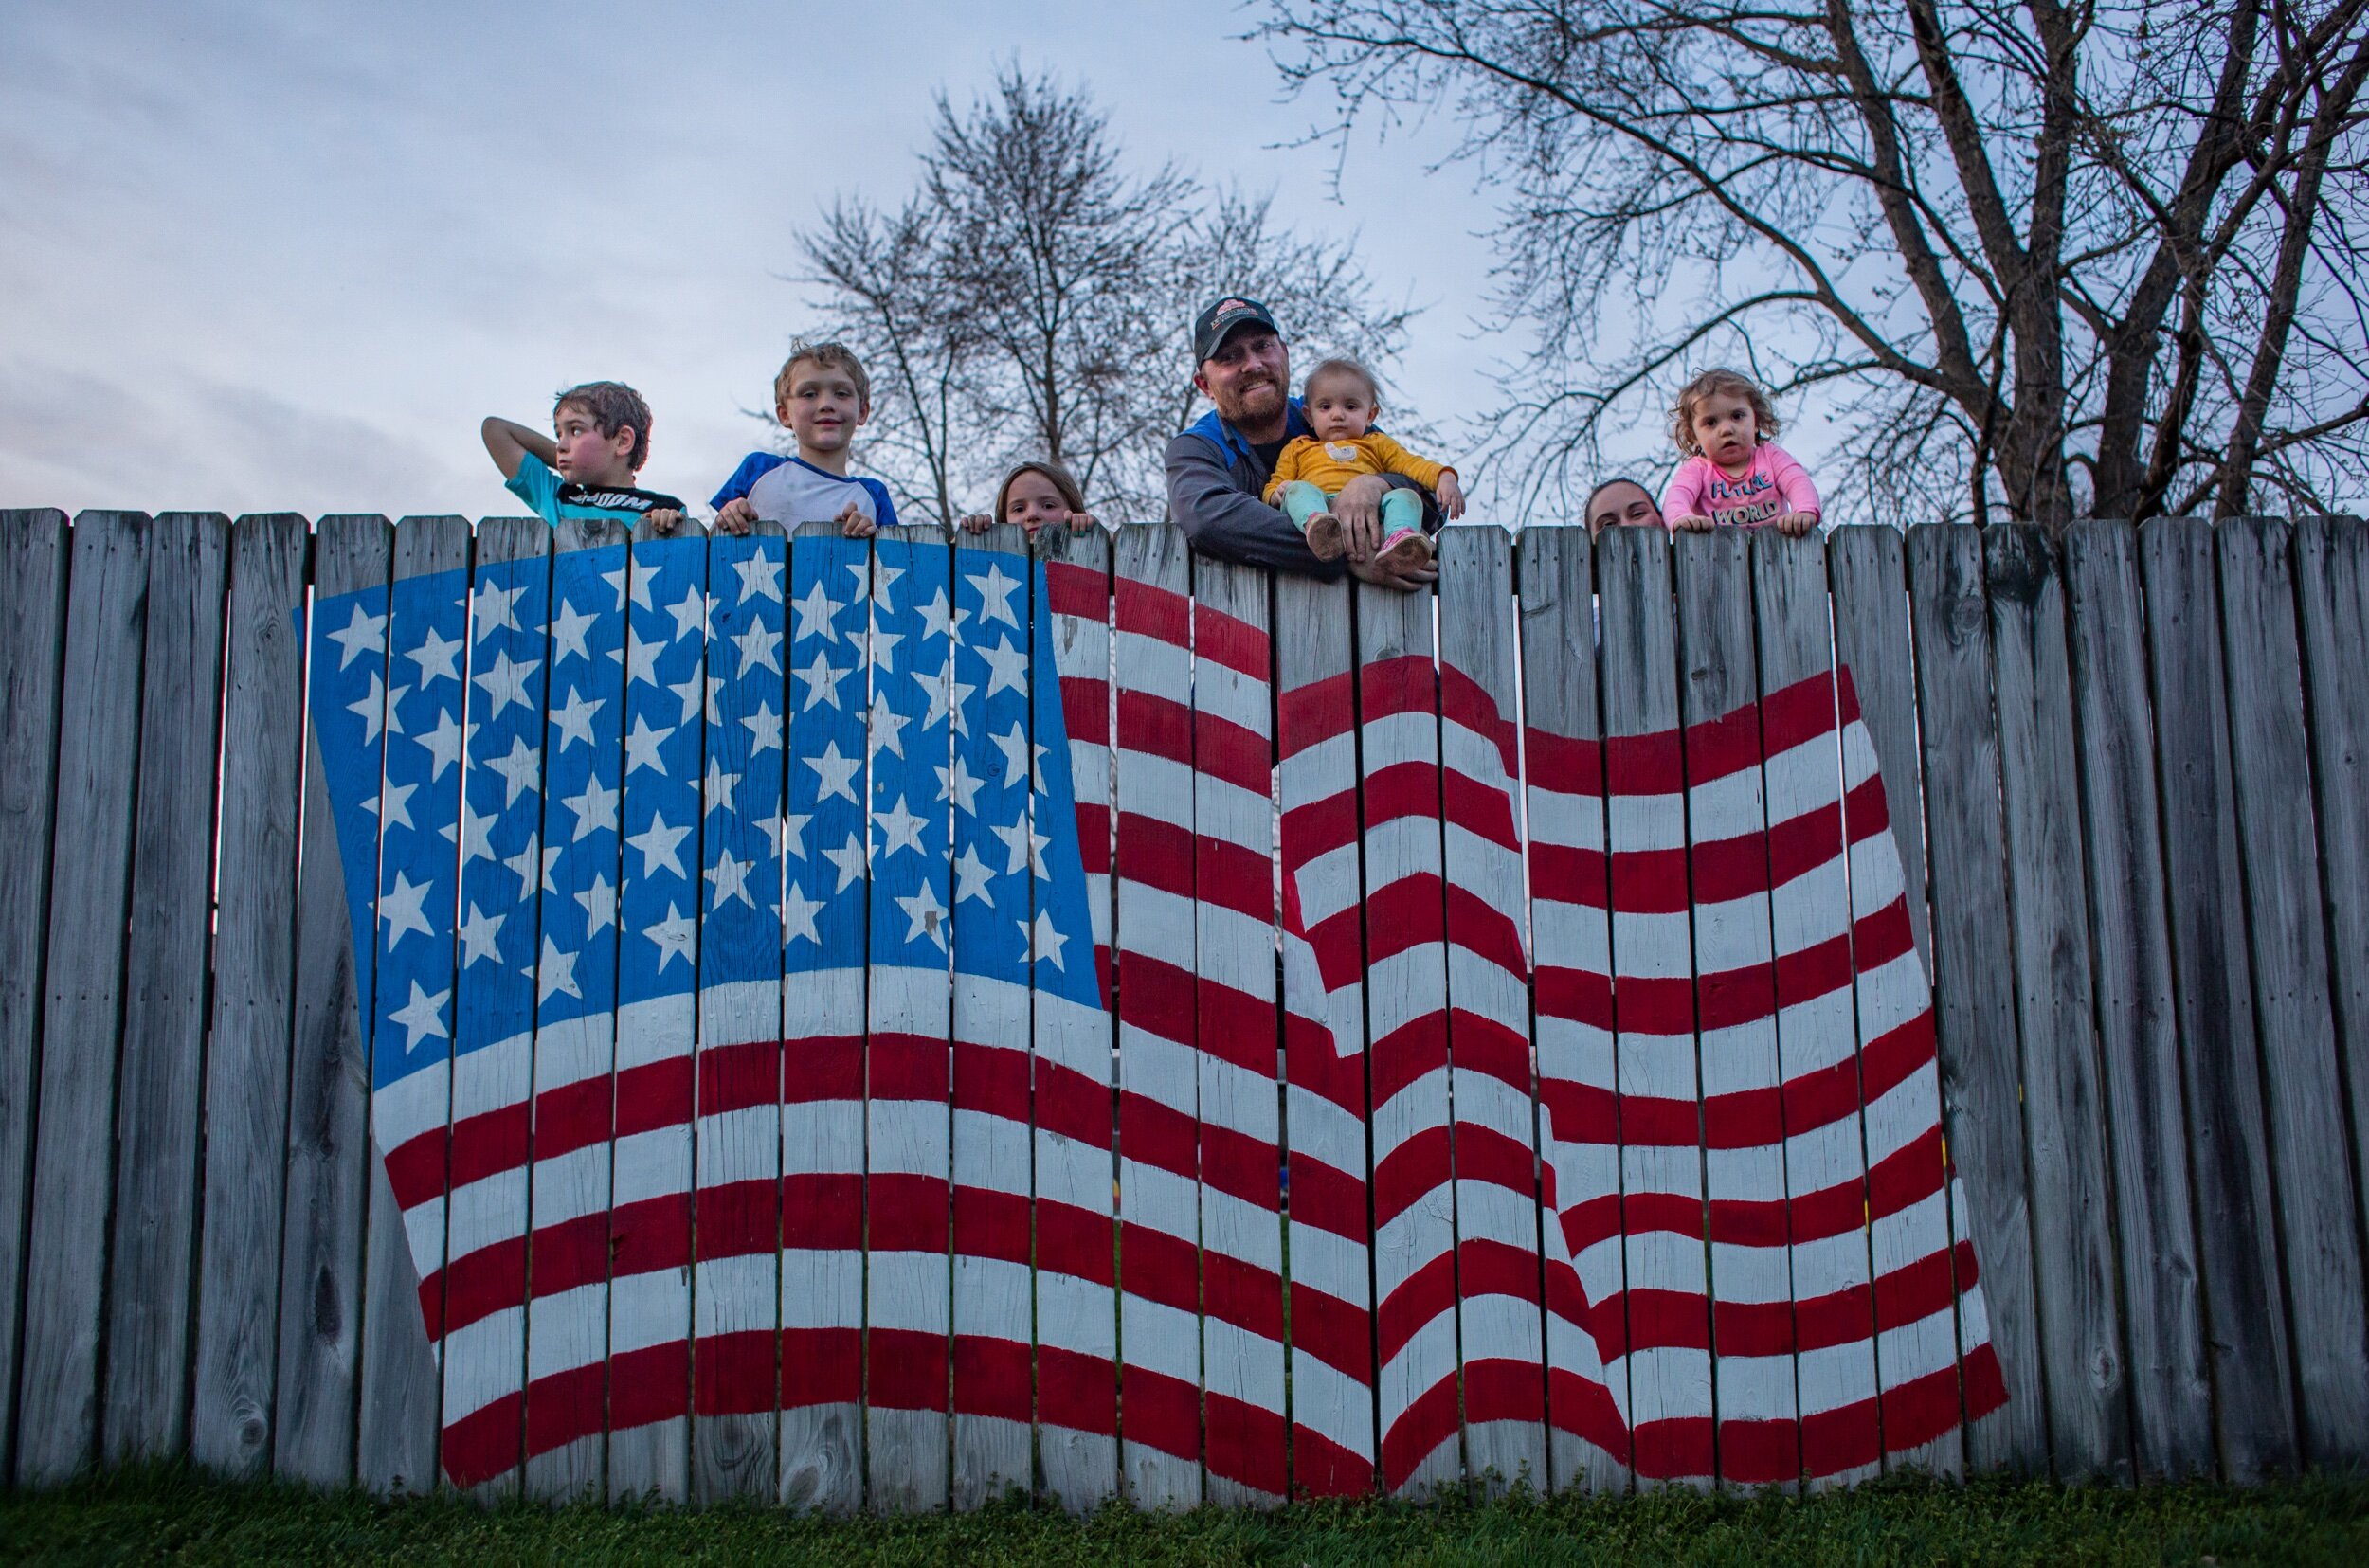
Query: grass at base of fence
4 1464 2366 1566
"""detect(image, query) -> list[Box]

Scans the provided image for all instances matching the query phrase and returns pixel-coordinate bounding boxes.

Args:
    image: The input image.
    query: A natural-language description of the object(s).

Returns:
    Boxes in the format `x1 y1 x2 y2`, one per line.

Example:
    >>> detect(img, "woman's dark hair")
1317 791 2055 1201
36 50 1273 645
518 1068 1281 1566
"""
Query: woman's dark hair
993 460 1087 523
1583 477 1661 532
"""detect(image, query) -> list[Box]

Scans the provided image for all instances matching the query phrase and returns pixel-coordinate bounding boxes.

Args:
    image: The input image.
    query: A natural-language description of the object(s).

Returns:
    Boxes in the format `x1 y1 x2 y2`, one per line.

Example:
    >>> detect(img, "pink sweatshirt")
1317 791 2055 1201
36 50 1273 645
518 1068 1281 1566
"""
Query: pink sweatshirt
1661 442 1820 530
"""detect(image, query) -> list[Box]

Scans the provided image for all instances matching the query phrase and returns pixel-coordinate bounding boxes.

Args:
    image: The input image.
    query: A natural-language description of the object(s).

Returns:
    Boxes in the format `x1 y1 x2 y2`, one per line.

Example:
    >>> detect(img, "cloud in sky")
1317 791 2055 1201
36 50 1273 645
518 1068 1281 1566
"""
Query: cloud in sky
0 0 1506 520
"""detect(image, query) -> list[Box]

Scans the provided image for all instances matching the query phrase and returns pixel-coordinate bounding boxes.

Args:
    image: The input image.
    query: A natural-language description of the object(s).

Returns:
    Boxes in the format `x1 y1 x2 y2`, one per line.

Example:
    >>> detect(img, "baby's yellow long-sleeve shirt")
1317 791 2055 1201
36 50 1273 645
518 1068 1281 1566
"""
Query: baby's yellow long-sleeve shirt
1261 432 1452 502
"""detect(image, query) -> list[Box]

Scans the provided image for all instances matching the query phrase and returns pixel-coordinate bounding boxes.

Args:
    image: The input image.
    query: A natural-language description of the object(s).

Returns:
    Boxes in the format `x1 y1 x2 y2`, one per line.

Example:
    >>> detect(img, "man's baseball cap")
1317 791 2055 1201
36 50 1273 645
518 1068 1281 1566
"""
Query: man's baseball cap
1192 297 1282 364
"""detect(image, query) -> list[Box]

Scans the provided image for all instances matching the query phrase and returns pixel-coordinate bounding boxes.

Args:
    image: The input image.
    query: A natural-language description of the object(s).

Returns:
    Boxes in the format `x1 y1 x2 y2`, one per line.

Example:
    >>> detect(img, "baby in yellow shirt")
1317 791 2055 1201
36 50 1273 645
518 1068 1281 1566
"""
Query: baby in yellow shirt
1263 357 1466 569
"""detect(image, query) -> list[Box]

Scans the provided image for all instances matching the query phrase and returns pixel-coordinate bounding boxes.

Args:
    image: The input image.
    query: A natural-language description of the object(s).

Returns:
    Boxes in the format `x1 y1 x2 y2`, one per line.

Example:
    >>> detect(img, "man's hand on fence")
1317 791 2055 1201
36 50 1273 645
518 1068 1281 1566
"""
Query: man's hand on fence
714 497 756 536
1348 550 1438 591
1332 474 1390 562
645 508 683 536
838 499 877 538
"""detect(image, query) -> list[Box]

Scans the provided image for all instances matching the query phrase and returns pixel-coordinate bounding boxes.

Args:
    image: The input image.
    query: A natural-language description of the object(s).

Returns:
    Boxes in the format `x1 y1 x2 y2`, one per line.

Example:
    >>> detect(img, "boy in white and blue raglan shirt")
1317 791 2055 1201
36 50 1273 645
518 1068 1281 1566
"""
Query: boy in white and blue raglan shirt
481 381 687 530
711 340 895 538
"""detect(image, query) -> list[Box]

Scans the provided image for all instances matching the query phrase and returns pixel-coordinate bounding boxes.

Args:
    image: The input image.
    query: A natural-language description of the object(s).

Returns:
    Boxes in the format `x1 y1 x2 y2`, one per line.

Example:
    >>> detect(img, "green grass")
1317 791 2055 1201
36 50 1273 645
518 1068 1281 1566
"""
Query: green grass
4 1465 2366 1566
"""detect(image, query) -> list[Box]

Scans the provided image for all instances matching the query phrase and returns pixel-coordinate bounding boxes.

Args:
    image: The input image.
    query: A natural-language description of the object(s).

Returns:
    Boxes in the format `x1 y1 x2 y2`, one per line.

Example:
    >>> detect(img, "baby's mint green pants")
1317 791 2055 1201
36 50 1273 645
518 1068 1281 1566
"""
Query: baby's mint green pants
1275 479 1423 537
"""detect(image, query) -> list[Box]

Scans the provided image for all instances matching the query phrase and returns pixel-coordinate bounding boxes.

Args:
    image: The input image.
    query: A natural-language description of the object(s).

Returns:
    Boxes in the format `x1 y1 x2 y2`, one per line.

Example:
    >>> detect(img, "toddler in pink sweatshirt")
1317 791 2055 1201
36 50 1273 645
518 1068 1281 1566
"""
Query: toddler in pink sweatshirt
1660 369 1820 536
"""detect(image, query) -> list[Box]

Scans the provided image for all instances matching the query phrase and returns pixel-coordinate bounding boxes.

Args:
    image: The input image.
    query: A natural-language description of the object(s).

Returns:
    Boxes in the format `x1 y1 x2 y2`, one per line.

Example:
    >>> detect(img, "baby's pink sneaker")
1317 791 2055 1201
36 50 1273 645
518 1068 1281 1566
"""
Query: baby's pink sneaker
1376 526 1435 571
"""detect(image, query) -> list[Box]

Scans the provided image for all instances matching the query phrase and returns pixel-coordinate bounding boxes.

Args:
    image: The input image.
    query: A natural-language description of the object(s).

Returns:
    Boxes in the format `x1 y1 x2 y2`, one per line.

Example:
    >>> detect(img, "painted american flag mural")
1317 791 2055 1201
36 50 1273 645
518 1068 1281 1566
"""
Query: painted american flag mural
303 518 2004 1506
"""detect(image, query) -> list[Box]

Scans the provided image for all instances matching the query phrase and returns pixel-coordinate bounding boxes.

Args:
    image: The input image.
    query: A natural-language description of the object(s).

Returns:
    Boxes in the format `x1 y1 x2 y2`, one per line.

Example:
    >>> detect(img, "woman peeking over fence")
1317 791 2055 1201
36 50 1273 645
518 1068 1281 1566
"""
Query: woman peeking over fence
959 460 1102 537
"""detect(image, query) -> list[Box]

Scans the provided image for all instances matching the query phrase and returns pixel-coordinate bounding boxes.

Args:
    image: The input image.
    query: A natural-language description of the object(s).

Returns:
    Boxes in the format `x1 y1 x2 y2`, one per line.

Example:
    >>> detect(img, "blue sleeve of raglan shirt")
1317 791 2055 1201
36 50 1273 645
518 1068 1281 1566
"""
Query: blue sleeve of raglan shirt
504 452 563 526
710 451 789 511
859 478 898 530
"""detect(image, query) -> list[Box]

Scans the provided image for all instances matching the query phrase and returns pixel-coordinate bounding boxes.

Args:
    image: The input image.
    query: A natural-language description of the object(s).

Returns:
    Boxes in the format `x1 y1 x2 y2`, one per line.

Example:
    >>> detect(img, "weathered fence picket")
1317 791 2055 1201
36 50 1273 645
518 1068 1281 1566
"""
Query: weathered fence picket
0 510 70 1487
1817 526 1974 1480
1112 521 1203 1509
357 514 468 1497
106 514 230 1465
607 515 705 1503
865 523 954 1512
949 522 1039 1510
693 518 787 1505
2292 517 2369 1261
1436 523 1547 1496
1749 531 1884 1488
774 518 864 1514
1598 523 1711 1491
1358 562 1461 1498
1274 561 1376 1498
2216 518 2369 1468
1035 521 1118 1511
276 514 393 1487
522 514 631 1501
1904 524 2045 1475
1515 522 1627 1495
1674 527 1796 1493
443 516 552 1499
193 513 308 1479
2135 517 2298 1482
17 511 152 1486
1185 550 1287 1507
6 510 2369 1505
1984 525 2129 1485
2059 522 2212 1481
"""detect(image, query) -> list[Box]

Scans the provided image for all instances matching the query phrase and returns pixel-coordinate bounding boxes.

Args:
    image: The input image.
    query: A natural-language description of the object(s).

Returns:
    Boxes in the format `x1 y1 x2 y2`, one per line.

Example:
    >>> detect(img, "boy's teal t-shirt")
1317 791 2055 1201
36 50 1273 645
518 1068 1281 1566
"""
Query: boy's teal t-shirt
505 453 686 527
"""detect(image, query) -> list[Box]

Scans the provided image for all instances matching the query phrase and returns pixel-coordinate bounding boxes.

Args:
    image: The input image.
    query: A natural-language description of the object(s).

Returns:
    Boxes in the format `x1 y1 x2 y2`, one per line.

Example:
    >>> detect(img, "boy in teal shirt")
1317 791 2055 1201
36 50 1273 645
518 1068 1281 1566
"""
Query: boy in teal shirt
481 380 685 530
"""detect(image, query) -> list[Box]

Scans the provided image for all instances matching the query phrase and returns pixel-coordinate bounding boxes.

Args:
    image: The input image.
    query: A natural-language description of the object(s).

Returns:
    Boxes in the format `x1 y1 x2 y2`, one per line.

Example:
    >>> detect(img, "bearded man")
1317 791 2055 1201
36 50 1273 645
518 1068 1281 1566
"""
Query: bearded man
1164 297 1438 589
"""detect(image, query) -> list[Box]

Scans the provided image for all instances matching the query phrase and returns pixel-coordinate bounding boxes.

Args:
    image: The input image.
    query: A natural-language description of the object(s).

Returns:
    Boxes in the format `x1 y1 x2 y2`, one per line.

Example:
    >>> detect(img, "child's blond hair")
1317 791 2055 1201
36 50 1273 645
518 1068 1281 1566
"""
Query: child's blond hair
1670 369 1779 456
773 339 872 413
1303 356 1382 407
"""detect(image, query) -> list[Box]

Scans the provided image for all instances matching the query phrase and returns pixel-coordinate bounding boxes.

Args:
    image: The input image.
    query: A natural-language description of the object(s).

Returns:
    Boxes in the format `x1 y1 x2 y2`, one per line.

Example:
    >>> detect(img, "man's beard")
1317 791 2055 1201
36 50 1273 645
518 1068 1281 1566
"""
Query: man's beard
1218 375 1285 426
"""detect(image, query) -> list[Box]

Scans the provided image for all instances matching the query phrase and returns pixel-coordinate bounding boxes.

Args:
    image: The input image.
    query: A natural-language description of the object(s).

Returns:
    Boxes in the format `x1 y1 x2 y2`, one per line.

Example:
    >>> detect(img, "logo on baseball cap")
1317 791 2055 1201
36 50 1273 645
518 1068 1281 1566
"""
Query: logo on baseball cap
1192 296 1282 364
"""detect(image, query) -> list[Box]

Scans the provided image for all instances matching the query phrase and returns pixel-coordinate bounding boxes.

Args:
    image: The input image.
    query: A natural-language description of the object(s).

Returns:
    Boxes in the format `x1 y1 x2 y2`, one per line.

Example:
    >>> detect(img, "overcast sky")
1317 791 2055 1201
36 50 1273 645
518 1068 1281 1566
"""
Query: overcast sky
0 0 1524 521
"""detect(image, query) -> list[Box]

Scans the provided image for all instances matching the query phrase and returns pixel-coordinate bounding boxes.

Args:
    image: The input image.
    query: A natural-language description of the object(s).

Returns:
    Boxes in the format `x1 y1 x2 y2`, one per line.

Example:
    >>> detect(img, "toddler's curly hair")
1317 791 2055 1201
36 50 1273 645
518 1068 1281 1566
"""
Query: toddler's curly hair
1670 369 1779 456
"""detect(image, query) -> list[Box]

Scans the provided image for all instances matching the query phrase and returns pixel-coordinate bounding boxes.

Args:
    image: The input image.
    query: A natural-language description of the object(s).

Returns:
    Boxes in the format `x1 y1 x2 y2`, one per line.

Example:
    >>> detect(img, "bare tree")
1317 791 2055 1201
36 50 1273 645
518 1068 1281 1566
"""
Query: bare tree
927 71 1195 514
796 66 1418 525
1262 0 2369 525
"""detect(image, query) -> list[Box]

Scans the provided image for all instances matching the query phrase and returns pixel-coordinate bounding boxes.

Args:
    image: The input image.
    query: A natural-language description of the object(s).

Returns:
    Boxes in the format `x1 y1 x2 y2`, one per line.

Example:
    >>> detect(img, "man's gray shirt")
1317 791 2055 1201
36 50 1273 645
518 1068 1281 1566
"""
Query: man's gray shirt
1163 415 1347 579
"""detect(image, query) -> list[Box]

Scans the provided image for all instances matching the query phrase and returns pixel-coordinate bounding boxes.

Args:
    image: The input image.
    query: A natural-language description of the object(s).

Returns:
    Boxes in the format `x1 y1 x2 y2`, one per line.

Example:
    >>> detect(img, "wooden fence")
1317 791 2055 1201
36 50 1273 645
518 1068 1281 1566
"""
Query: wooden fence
0 510 2364 1507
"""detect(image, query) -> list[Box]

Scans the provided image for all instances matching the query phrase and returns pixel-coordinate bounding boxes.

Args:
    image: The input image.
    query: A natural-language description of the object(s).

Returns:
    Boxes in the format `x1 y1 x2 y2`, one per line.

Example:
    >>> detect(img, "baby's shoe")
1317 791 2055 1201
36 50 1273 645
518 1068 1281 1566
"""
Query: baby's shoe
1303 511 1346 561
1376 526 1435 572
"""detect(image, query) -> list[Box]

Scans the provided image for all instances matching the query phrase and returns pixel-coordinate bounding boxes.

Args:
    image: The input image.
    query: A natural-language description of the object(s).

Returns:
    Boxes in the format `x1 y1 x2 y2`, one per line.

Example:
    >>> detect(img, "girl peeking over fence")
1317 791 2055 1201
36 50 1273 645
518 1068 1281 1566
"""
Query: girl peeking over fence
1661 369 1821 536
959 460 1102 537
